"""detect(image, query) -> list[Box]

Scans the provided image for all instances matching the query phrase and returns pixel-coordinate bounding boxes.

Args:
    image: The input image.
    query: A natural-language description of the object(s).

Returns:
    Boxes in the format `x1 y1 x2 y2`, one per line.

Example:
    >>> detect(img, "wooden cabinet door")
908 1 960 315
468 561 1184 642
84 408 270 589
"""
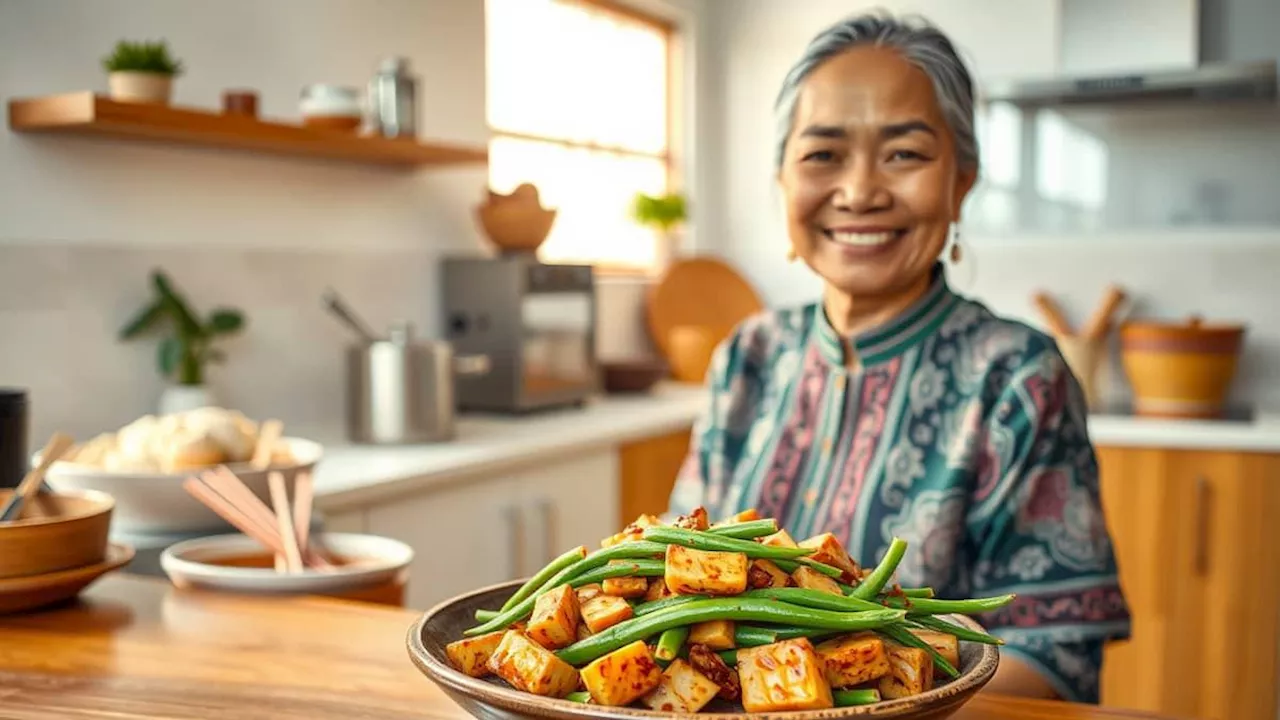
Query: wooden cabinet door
619 427 691 523
1098 446 1280 720
513 450 620 571
365 476 522 611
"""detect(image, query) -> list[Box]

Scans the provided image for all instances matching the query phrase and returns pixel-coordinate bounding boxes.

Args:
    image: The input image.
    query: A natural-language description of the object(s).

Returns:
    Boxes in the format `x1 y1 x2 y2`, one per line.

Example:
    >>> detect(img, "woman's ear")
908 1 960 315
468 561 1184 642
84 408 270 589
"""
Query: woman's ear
952 167 978 219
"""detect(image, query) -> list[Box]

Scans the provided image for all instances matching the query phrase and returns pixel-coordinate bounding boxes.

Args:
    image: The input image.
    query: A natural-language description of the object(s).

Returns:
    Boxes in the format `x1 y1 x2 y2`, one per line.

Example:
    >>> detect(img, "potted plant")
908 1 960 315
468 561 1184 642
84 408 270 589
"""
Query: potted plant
119 270 245 415
102 39 184 104
631 192 688 269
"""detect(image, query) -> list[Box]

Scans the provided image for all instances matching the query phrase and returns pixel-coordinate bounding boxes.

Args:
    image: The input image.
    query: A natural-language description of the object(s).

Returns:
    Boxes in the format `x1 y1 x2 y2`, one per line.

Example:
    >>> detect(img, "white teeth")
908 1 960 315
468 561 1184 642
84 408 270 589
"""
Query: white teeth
828 231 897 246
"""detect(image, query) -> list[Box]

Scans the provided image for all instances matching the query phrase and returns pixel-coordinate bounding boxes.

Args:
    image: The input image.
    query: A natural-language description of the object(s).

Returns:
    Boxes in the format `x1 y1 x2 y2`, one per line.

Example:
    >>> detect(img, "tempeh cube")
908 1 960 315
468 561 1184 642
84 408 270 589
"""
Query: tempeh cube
908 629 960 675
688 620 735 650
580 640 663 706
581 594 634 633
877 643 934 699
792 566 843 595
665 544 749 596
760 530 800 549
749 559 792 589
798 533 861 577
445 630 506 678
486 629 580 698
737 638 834 712
640 659 721 713
527 584 580 650
814 632 890 687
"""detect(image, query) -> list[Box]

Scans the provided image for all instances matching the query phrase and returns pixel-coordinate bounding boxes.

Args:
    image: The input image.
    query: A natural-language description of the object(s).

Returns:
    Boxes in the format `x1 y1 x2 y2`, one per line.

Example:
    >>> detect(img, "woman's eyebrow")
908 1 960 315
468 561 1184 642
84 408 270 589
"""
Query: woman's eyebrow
797 119 937 140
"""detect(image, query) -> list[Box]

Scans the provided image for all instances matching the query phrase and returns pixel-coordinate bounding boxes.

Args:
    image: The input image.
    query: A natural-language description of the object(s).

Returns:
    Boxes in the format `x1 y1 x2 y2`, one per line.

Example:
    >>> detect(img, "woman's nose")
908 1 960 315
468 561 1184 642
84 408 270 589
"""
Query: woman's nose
832 159 890 212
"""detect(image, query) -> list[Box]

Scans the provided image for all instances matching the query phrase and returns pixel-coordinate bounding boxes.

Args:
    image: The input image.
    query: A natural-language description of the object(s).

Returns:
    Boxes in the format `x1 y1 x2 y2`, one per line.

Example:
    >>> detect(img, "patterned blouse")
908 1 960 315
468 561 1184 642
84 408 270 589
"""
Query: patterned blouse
667 263 1131 703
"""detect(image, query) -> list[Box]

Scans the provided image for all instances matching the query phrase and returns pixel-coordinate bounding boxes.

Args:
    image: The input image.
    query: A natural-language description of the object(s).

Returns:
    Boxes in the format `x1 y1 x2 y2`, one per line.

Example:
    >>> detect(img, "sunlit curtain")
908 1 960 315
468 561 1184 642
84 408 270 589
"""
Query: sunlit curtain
486 0 671 270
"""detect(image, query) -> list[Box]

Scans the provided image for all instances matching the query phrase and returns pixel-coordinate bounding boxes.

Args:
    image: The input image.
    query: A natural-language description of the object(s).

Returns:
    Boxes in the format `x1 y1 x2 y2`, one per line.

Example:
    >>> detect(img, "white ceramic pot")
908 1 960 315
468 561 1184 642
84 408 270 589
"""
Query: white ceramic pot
108 71 173 104
158 384 215 416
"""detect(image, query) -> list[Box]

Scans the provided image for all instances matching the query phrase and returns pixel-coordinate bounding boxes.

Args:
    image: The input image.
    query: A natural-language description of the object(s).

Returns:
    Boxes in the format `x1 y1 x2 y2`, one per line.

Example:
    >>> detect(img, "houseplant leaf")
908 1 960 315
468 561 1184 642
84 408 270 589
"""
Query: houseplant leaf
151 270 202 339
157 336 183 379
206 308 244 335
118 296 166 340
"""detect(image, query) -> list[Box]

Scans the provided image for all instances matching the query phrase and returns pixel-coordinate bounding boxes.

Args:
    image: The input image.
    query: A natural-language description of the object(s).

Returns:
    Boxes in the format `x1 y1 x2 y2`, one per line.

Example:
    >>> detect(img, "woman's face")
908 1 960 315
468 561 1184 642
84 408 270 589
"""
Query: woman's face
778 46 975 300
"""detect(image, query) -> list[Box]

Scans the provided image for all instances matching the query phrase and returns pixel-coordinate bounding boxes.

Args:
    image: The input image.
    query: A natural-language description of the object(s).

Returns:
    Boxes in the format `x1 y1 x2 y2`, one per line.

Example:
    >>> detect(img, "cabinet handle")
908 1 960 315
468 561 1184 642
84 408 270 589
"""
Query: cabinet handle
1194 476 1212 577
534 496 556 567
504 504 523 580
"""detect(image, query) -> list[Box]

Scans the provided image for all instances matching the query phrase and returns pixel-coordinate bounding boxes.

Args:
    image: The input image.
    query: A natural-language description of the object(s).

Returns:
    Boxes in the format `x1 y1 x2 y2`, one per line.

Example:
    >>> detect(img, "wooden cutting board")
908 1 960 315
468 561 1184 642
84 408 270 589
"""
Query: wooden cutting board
646 257 764 371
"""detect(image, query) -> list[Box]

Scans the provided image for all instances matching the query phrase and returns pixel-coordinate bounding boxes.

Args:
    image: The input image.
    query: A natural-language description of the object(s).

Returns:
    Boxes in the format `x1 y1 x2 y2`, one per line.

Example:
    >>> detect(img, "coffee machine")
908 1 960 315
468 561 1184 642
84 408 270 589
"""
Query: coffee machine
442 256 597 413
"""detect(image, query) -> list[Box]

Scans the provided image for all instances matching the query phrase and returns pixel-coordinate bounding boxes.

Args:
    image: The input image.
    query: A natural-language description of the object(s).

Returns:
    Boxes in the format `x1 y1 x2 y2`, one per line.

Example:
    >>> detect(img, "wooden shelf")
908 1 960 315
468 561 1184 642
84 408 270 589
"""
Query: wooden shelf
7 92 488 168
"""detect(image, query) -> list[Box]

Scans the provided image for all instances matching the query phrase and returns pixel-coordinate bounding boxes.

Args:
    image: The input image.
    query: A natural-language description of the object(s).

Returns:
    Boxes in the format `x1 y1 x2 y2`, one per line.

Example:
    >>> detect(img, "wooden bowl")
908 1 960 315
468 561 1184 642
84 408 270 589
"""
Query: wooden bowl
1119 316 1246 418
601 360 669 394
406 580 999 720
0 489 114 580
476 189 557 254
667 325 729 384
0 542 134 615
160 532 413 607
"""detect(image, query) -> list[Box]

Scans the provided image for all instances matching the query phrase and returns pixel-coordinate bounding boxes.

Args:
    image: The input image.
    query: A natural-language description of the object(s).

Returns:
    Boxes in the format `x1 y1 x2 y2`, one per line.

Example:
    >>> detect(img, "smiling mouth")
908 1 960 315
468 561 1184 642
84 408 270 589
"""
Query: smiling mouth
821 228 907 247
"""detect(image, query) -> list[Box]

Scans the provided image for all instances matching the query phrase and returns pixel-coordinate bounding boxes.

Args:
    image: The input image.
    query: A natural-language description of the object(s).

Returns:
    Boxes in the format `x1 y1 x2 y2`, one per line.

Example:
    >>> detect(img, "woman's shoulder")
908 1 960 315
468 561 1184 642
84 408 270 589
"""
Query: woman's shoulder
937 294 1067 377
719 303 820 365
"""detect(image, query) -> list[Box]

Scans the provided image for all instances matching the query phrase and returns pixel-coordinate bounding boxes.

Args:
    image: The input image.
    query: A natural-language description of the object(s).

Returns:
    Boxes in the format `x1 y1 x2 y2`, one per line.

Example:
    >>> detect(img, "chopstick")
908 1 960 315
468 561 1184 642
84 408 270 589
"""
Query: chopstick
181 477 288 558
251 419 283 470
0 432 75 522
268 471 304 573
292 469 314 558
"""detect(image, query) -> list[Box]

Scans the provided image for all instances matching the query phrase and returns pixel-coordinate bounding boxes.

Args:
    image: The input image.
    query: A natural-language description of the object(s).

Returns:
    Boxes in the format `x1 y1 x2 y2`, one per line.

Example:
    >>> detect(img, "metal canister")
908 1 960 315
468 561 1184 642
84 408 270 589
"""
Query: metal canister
0 389 28 490
368 57 418 138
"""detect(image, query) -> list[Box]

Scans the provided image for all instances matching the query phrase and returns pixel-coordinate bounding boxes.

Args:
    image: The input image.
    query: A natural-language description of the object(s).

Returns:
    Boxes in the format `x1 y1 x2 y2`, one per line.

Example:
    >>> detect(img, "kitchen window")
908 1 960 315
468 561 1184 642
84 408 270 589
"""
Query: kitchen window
485 0 676 273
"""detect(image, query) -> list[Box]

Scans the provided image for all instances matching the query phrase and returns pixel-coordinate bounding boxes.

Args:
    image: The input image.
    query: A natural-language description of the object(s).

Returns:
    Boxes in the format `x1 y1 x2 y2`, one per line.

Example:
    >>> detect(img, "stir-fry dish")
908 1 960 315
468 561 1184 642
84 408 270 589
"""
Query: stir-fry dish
445 508 1011 712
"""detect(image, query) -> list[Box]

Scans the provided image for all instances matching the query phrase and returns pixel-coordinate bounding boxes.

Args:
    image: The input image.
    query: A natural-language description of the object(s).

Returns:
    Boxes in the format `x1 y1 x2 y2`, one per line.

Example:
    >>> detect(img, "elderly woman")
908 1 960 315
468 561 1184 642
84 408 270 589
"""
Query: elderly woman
667 12 1130 704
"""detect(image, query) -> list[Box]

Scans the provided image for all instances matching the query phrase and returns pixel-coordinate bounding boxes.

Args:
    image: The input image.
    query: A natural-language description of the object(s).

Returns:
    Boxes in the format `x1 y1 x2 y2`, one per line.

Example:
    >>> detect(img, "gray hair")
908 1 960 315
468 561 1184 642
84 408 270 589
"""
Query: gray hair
774 11 979 175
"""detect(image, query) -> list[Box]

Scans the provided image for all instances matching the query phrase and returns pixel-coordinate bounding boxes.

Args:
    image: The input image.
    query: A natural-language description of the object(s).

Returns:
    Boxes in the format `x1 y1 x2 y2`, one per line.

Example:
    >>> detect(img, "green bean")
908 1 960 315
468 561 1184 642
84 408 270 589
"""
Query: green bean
834 689 881 706
743 588 883 613
879 624 959 679
474 609 499 623
528 541 667 600
706 518 778 539
565 691 591 703
642 526 812 560
909 615 1005 646
655 626 689 662
901 587 935 598
500 545 588 612
879 593 1016 616
773 558 844 579
849 537 908 600
634 595 700 617
556 598 906 665
733 626 777 647
717 648 738 666
463 560 665 636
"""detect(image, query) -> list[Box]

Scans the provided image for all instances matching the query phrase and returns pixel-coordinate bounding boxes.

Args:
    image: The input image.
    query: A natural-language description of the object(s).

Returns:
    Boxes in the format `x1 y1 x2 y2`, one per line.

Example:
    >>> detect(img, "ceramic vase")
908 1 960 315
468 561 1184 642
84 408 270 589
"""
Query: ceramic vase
108 71 173 104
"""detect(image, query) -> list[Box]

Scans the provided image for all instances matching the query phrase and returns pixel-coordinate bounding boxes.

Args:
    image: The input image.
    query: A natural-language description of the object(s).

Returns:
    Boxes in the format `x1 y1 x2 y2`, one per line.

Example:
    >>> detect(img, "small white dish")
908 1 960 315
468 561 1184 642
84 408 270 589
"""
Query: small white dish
160 532 413 596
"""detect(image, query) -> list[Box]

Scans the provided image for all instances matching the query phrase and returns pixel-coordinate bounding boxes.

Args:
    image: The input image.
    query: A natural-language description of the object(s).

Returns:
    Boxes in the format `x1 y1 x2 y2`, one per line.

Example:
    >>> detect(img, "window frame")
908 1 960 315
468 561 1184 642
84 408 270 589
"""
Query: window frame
486 0 680 276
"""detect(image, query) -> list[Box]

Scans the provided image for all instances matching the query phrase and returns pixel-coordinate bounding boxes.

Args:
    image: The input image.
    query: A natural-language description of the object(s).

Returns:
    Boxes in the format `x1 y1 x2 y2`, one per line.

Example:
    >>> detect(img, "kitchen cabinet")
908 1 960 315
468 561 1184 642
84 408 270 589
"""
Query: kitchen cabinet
1097 446 1280 720
357 450 618 610
619 427 690 522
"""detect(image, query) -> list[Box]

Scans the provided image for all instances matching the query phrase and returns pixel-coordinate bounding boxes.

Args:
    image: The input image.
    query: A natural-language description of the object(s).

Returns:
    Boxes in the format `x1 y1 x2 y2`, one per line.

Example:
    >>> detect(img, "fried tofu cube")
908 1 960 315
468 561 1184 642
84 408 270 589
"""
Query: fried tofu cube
581 640 663 706
602 561 650 598
526 584 580 650
798 533 861 577
581 594 634 633
575 583 603 604
665 544 748 596
814 632 890 687
792 566 843 595
760 530 799 549
737 638 834 712
689 620 736 650
640 659 721 713
487 629 580 698
728 509 761 522
749 559 792 589
908 629 960 674
602 514 662 548
644 577 673 602
877 644 934 699
674 507 711 531
577 622 594 641
445 630 505 677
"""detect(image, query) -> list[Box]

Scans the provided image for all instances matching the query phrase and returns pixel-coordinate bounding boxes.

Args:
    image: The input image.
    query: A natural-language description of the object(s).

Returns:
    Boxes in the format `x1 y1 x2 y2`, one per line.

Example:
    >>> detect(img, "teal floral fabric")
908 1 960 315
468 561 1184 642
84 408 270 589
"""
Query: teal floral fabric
667 264 1130 702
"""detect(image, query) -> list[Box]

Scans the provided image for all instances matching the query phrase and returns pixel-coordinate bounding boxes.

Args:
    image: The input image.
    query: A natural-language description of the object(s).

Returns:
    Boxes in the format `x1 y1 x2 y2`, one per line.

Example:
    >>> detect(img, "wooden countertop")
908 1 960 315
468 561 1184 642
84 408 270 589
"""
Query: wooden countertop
0 575 1178 719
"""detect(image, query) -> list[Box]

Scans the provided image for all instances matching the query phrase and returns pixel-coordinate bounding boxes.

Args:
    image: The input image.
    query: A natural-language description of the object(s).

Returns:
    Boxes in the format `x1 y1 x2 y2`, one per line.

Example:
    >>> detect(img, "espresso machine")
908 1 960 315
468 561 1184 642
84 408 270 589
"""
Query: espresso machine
441 256 597 413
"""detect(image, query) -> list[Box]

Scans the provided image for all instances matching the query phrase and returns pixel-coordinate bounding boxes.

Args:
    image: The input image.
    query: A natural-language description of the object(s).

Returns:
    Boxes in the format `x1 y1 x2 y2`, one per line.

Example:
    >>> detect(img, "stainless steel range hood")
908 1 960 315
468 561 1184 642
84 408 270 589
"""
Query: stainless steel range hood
982 0 1279 108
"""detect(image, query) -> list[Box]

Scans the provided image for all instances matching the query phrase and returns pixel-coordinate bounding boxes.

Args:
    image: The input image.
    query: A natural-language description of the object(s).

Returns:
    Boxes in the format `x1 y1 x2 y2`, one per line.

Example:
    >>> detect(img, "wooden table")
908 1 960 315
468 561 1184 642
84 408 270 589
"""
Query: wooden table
0 576 1178 719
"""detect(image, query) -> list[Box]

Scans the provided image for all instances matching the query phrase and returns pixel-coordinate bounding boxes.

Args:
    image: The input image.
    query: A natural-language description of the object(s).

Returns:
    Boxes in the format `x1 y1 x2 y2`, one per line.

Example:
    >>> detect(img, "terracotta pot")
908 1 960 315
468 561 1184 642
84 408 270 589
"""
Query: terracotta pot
107 71 173 104
1119 315 1246 418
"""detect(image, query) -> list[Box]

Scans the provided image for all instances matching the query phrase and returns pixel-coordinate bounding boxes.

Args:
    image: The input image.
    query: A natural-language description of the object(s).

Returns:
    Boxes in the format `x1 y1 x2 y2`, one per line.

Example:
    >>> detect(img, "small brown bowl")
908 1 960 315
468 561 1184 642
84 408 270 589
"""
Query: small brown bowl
407 580 999 720
0 489 114 580
602 360 669 394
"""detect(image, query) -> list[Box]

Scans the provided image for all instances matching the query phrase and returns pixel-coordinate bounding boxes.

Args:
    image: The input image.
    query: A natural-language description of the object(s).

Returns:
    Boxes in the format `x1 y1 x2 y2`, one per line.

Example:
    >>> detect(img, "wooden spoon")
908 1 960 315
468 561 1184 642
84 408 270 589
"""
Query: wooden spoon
1031 292 1075 337
0 432 75 522
1082 285 1128 340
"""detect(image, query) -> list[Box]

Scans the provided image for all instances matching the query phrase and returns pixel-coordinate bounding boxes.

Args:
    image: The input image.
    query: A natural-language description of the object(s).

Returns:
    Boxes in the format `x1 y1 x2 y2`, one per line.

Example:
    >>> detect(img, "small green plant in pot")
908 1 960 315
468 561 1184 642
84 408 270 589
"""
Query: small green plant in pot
119 270 245 414
631 192 688 269
102 39 184 104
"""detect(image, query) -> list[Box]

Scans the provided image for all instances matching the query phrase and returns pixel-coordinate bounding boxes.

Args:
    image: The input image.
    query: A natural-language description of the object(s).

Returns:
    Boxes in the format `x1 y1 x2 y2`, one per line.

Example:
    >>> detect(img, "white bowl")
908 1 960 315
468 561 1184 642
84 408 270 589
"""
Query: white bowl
41 437 323 535
160 532 413 597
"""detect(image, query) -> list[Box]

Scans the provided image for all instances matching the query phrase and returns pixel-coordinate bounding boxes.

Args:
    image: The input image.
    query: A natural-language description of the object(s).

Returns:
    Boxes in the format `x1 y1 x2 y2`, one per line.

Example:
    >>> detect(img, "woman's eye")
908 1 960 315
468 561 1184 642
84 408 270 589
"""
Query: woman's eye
802 149 836 163
887 149 926 162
